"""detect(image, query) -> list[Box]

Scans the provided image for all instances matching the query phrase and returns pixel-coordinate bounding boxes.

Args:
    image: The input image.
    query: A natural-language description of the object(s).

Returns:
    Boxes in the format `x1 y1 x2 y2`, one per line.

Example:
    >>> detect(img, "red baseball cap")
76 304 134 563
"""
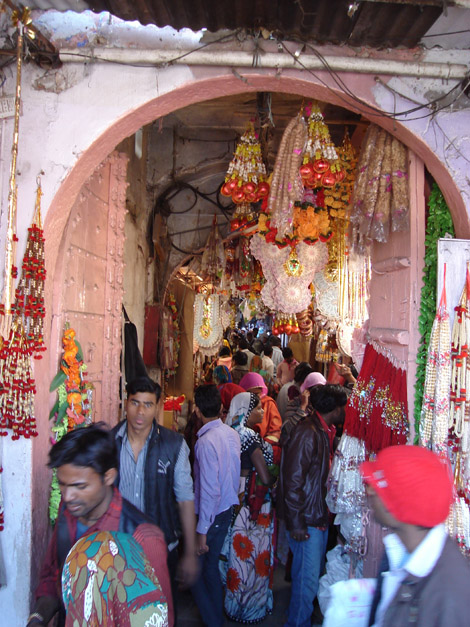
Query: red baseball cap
360 445 454 527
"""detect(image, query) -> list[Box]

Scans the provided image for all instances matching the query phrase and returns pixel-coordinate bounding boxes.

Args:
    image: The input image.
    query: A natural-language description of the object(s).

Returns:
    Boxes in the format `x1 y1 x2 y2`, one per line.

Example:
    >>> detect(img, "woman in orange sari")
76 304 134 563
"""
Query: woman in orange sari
239 372 282 464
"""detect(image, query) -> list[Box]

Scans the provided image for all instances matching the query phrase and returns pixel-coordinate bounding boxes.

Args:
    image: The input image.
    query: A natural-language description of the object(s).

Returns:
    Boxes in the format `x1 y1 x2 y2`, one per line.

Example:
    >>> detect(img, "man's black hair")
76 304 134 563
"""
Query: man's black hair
218 346 231 357
309 384 348 415
126 376 162 402
48 424 118 476
194 384 222 418
238 338 249 350
264 345 273 358
282 346 293 360
294 361 313 384
233 350 248 366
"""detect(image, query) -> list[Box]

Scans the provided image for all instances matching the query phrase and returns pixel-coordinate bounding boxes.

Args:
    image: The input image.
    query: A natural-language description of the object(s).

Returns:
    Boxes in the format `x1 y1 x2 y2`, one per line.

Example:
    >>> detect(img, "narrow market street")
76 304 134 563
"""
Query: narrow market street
0 2 469 626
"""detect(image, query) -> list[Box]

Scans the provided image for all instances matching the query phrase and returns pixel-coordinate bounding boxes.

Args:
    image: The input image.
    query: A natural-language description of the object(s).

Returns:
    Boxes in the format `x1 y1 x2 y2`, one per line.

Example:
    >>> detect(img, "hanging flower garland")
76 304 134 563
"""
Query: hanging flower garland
48 325 94 523
221 122 269 203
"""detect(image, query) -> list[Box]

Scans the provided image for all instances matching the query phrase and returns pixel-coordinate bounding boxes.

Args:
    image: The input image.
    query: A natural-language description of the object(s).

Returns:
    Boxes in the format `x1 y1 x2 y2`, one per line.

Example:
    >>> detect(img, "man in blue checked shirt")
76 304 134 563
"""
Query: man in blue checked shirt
191 384 241 627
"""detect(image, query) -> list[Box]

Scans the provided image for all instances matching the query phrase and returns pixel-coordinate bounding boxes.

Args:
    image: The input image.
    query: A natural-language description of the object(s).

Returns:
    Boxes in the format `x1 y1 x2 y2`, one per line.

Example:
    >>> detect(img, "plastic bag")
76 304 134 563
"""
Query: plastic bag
322 578 376 627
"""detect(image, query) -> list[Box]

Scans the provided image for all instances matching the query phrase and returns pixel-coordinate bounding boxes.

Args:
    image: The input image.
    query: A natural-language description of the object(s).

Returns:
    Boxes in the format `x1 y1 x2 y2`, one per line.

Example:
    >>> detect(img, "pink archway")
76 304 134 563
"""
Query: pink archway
31 71 469 585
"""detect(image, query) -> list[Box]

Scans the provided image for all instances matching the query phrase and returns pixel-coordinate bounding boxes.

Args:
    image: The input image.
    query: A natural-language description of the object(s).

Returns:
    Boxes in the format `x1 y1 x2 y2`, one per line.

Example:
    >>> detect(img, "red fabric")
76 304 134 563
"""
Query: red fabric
316 411 336 462
219 383 245 410
256 396 282 444
143 304 160 366
344 343 408 453
36 488 174 626
327 362 344 385
360 445 454 527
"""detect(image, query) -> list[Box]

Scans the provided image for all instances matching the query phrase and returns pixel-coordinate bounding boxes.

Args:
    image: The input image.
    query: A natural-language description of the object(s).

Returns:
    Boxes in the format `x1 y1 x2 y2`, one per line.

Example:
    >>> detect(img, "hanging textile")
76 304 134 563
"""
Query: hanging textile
350 124 409 253
419 268 451 458
326 433 368 557
160 307 177 371
193 293 223 356
344 342 409 453
123 307 148 382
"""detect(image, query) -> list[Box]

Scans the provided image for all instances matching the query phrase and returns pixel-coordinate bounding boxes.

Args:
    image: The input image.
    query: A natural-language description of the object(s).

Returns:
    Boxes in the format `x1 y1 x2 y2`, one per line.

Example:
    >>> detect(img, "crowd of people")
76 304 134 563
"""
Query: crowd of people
28 328 470 627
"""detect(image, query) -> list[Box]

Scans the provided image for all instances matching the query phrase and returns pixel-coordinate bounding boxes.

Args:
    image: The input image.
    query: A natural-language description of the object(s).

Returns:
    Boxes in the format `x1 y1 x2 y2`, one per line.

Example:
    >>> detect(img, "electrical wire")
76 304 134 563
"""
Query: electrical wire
155 181 233 220
25 21 469 125
422 29 470 38
281 39 470 122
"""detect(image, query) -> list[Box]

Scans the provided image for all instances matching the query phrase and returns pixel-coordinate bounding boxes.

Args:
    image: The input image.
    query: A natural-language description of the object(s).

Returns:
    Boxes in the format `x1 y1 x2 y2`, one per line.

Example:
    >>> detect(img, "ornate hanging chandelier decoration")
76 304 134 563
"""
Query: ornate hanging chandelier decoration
299 102 344 191
251 105 340 318
221 122 270 231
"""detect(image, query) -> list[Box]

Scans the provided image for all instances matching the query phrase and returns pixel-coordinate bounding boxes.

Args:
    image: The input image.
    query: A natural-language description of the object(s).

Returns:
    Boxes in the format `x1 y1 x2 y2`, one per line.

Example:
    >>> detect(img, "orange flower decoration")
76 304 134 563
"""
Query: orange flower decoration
255 550 271 578
257 513 271 528
233 533 254 560
226 567 241 593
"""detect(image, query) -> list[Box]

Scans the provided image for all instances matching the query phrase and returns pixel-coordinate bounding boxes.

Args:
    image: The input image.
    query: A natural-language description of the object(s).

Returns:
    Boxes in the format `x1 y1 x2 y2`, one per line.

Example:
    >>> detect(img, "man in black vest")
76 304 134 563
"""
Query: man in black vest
28 425 173 627
112 377 198 605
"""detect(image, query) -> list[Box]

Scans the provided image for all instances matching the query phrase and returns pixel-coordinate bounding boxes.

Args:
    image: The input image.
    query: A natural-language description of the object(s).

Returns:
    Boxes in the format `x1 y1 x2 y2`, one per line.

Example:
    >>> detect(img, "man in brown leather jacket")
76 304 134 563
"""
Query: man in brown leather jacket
278 384 347 627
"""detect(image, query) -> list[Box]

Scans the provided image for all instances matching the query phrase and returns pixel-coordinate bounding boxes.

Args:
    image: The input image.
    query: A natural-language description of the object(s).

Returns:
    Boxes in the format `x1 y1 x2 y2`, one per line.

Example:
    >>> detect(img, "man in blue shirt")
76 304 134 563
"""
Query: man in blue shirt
191 384 241 627
112 377 198 614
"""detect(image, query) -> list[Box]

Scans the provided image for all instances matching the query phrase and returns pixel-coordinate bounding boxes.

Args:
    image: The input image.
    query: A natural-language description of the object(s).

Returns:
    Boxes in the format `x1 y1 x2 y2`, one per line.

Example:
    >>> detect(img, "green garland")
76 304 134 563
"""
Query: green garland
414 183 455 440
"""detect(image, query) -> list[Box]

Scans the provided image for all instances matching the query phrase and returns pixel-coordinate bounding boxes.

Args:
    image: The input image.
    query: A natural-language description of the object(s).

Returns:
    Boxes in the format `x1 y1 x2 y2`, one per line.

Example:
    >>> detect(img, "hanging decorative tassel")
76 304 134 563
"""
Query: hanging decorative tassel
299 101 343 190
220 122 270 205
11 178 46 358
0 317 37 439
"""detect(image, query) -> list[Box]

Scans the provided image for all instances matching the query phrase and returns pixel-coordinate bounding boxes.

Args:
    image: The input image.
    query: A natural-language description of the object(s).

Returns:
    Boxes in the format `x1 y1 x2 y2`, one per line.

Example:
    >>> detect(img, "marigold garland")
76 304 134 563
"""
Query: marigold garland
48 325 94 523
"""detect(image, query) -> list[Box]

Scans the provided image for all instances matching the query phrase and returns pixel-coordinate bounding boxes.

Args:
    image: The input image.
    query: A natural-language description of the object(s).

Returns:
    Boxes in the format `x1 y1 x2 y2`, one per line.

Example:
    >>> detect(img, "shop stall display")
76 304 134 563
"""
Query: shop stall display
418 266 470 555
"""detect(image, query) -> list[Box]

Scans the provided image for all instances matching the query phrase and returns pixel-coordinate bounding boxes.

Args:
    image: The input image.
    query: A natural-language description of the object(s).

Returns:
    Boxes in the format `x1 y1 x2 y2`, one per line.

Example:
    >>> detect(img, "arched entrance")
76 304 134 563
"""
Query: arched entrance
31 70 469 598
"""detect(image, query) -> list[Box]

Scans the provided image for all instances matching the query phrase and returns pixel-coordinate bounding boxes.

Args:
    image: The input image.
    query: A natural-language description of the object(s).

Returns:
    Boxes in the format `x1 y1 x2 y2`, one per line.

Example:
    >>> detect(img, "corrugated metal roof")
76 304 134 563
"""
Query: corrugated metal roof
28 0 445 49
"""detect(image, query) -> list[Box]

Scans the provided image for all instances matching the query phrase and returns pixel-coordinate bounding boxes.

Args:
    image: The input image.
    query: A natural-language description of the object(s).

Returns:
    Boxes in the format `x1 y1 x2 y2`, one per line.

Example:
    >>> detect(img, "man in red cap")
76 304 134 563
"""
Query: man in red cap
360 445 470 626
